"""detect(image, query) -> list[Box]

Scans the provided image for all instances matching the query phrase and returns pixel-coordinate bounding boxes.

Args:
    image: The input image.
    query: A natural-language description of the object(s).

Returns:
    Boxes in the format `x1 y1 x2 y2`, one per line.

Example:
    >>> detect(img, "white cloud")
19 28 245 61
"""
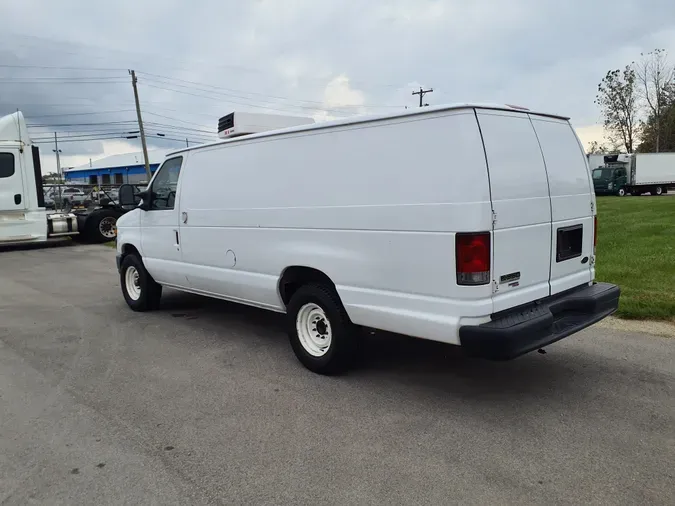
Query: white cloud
314 75 366 121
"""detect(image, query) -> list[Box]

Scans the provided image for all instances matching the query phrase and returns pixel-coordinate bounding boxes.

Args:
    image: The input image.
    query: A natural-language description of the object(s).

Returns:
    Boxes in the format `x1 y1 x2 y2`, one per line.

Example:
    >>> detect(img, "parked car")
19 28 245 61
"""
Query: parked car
61 187 87 205
89 188 119 205
115 106 620 375
45 187 87 208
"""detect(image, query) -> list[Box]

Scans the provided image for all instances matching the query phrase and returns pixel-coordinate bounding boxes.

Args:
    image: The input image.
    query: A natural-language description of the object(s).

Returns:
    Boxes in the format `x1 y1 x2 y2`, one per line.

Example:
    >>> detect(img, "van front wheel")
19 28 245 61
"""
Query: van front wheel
286 284 356 375
120 254 162 311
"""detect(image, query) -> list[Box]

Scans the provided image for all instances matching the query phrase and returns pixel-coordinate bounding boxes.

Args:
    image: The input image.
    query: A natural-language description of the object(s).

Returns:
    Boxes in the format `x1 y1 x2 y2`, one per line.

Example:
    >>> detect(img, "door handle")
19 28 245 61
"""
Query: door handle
181 211 188 224
174 229 180 251
14 194 21 205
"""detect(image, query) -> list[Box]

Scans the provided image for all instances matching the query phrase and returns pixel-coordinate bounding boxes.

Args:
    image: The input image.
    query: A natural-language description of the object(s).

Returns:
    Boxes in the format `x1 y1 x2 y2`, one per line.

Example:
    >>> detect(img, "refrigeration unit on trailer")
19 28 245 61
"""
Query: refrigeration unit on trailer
115 105 620 374
0 111 130 245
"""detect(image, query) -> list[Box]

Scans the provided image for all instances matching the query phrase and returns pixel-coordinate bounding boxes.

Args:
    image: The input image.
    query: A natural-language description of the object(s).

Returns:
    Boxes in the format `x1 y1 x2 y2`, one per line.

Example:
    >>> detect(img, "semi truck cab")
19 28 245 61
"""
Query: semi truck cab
0 111 126 245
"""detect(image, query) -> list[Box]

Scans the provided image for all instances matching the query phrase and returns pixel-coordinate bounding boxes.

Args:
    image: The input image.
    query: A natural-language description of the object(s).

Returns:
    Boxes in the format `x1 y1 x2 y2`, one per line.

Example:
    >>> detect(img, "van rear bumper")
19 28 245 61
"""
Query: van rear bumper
459 282 620 360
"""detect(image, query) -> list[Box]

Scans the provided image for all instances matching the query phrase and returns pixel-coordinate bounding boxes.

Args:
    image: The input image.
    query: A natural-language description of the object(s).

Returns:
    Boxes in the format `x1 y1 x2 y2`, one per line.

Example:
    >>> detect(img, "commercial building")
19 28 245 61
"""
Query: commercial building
64 150 169 185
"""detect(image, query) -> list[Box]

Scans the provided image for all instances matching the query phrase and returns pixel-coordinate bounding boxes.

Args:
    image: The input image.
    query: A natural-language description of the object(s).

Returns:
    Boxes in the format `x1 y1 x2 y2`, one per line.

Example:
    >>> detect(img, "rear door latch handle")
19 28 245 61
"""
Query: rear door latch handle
181 212 188 224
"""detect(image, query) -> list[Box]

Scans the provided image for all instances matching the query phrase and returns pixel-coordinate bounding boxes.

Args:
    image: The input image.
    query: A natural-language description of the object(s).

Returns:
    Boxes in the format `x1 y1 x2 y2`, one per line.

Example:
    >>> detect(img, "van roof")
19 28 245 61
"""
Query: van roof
167 103 570 156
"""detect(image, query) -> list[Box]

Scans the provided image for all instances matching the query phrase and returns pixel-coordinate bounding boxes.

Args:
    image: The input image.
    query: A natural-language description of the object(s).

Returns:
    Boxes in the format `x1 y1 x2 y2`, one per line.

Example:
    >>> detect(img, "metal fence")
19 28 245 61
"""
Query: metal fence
43 184 143 212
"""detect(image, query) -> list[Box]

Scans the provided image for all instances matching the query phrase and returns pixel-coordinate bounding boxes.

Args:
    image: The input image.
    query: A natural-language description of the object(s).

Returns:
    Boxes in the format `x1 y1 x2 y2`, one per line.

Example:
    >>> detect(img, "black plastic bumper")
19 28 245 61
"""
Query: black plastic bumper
459 282 620 360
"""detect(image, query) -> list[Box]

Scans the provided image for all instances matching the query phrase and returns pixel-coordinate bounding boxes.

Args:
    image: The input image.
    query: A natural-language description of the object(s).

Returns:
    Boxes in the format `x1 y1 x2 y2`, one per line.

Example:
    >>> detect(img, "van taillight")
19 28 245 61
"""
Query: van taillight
593 216 598 254
456 232 491 286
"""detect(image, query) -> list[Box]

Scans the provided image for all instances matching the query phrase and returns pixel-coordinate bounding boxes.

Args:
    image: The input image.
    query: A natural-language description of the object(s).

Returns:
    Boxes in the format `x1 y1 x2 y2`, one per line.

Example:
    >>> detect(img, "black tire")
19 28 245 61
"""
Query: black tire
654 186 663 196
83 209 122 243
120 254 162 311
286 283 356 375
617 187 626 196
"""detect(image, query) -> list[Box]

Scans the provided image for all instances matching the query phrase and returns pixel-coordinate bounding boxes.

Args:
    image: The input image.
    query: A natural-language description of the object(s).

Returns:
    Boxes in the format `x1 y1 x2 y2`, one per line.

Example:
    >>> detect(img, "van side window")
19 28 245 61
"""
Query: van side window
149 156 183 210
0 153 15 178
615 169 625 178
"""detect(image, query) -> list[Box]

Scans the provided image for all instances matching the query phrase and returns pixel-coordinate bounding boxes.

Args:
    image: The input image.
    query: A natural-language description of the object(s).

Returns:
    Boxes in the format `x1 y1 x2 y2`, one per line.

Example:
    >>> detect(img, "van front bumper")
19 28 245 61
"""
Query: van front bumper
459 282 620 360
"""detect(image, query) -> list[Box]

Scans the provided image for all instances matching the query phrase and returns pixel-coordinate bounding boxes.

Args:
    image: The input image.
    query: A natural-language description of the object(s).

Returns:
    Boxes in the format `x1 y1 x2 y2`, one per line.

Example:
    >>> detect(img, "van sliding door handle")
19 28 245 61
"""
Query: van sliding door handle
174 229 180 248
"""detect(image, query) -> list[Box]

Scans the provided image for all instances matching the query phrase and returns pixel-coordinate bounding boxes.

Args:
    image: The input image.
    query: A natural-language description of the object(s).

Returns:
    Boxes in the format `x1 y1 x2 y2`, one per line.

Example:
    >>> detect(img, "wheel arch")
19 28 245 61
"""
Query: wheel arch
278 265 338 308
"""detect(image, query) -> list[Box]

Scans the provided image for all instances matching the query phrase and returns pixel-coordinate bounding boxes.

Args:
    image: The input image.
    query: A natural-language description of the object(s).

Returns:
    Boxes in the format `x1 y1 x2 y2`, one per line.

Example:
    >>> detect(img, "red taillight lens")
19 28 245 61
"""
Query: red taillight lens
593 215 598 253
456 232 491 285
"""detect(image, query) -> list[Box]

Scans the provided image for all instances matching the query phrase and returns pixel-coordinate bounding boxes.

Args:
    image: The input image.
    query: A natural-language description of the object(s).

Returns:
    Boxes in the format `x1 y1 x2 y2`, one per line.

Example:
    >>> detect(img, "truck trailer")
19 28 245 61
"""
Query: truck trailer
0 111 131 245
592 153 675 196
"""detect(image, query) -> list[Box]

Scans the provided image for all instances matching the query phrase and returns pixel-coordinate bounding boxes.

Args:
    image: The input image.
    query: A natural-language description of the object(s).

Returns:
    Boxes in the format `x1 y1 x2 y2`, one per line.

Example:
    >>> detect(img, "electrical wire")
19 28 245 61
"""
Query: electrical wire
25 109 136 118
136 71 405 109
141 77 360 115
142 82 352 116
0 63 126 71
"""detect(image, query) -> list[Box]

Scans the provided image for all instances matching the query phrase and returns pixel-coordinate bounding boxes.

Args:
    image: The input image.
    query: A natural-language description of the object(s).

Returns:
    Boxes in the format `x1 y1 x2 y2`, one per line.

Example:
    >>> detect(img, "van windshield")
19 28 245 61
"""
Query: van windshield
592 168 613 180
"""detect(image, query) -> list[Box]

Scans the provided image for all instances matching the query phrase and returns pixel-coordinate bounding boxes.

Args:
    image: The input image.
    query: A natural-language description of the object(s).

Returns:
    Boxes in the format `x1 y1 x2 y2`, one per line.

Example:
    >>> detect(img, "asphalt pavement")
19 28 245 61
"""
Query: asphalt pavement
0 244 673 505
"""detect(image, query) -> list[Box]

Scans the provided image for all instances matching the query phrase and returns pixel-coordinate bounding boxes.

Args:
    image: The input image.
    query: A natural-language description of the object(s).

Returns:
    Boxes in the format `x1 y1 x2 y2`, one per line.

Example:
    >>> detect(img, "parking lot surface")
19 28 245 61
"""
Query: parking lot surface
1 244 673 505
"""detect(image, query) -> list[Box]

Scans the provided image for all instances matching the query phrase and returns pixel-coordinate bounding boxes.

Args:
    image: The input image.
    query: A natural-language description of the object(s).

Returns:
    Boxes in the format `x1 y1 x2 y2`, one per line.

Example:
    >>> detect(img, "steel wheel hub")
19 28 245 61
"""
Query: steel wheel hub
125 266 141 301
296 303 332 357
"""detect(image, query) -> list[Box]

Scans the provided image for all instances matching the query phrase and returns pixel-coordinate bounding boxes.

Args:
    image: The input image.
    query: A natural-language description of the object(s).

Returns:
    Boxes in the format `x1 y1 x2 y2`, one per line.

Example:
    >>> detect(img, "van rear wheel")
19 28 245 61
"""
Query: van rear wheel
286 284 356 375
120 254 162 311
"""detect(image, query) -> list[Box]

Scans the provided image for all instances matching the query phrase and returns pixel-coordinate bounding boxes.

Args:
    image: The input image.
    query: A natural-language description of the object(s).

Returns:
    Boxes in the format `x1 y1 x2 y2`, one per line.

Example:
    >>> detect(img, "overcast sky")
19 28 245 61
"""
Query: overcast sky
2 0 675 173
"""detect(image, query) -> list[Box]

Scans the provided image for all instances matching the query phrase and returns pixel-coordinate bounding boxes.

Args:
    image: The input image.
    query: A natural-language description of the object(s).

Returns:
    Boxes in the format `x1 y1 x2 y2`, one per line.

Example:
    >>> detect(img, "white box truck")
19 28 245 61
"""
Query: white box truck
0 112 131 245
115 105 620 374
592 153 675 196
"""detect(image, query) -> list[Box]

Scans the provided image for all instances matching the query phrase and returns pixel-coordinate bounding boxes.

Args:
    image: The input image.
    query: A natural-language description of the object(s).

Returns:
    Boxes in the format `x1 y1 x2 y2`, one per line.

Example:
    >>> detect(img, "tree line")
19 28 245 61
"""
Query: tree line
591 49 675 154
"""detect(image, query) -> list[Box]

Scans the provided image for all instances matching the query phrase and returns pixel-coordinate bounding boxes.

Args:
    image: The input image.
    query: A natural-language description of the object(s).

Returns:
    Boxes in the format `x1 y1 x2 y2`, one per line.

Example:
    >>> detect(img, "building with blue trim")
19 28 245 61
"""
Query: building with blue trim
64 150 169 185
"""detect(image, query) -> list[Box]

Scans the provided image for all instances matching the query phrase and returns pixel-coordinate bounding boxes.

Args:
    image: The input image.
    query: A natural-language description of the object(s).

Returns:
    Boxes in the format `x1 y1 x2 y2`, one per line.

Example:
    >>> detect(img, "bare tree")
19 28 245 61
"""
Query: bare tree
635 49 675 152
595 65 639 153
586 140 609 154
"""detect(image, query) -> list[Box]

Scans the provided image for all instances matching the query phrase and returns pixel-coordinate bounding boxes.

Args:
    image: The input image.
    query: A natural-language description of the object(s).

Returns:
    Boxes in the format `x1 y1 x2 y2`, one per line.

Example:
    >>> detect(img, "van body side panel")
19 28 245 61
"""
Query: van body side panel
178 110 493 344
475 110 552 312
529 117 594 294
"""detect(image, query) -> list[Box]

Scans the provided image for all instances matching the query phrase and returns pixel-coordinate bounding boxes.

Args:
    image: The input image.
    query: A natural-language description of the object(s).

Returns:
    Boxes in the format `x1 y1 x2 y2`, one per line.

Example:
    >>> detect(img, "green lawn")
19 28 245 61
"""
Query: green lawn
595 196 675 321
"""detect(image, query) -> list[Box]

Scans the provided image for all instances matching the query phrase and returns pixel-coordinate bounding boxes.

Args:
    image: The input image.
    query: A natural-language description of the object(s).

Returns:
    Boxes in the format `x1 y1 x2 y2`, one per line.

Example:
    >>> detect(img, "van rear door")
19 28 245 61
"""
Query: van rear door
475 110 552 312
529 116 594 294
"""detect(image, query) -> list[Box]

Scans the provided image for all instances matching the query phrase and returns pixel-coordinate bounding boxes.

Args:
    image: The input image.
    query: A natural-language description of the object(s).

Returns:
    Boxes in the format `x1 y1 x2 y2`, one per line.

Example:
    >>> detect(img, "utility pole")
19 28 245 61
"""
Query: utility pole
412 87 433 107
53 132 63 208
129 70 152 181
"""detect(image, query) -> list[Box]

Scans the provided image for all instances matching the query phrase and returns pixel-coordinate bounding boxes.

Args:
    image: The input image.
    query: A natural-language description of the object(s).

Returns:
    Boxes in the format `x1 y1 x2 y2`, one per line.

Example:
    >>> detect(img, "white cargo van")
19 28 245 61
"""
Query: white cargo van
115 105 620 374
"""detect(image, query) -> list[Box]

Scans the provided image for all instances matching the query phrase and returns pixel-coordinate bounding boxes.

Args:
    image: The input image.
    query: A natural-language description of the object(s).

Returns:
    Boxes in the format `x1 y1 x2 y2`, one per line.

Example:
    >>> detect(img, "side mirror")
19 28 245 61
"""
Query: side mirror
119 184 150 210
118 184 137 207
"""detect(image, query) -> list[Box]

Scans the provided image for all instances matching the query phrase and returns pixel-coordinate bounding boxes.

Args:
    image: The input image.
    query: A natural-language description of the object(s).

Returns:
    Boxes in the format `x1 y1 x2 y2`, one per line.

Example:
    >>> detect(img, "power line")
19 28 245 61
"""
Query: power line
31 131 140 140
26 109 136 118
0 63 126 71
143 121 214 135
0 79 127 84
142 82 351 116
27 120 137 127
143 111 212 129
33 135 130 144
141 76 369 115
0 75 125 81
136 71 405 109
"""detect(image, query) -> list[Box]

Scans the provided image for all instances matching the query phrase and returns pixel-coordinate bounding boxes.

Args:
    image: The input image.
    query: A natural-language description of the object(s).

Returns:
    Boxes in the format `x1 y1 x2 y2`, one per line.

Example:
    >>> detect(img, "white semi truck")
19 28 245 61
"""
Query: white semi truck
0 111 128 245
